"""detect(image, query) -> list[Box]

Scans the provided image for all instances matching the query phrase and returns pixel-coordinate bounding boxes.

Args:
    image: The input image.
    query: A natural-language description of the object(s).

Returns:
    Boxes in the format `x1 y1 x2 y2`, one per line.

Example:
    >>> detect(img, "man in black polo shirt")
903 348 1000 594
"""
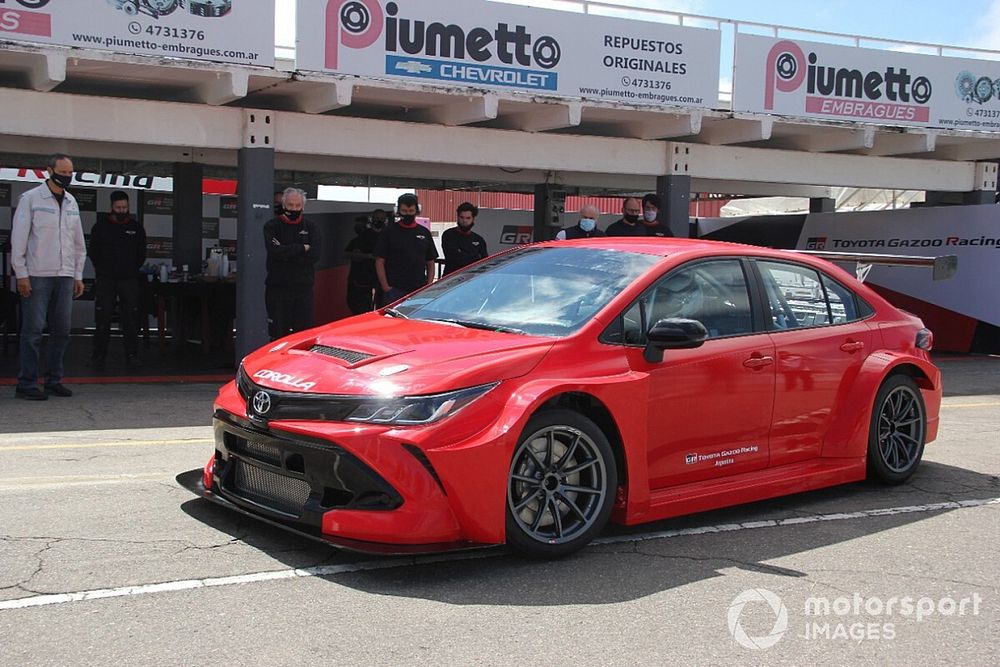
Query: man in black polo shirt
375 193 438 306
641 193 674 238
263 188 322 340
88 190 146 367
604 197 646 237
441 202 488 275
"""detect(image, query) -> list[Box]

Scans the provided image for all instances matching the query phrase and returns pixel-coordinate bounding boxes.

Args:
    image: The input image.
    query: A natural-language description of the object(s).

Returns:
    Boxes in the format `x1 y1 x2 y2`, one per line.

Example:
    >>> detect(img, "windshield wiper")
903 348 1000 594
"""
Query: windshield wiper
384 307 408 319
425 318 525 335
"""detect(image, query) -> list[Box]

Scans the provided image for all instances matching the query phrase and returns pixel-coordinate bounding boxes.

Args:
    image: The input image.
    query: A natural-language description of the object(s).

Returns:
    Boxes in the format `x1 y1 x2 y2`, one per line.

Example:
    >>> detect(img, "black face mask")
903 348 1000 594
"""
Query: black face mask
50 173 72 189
399 215 416 225
624 213 640 224
371 220 385 230
284 210 302 221
274 204 284 214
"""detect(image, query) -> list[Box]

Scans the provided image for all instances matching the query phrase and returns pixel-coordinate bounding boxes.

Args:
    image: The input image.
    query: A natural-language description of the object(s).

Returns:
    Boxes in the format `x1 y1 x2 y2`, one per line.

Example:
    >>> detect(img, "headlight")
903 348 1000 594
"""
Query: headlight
346 383 499 425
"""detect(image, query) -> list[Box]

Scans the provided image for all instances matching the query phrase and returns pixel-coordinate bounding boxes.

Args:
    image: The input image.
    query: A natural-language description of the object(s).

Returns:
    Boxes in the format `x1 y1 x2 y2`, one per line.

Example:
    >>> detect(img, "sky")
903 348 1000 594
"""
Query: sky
275 0 1000 53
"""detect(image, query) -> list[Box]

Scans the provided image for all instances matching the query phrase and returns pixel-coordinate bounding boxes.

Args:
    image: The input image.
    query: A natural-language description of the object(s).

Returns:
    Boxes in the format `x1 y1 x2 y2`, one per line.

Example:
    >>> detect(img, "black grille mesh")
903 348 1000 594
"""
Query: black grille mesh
309 345 374 364
230 461 310 517
230 438 282 466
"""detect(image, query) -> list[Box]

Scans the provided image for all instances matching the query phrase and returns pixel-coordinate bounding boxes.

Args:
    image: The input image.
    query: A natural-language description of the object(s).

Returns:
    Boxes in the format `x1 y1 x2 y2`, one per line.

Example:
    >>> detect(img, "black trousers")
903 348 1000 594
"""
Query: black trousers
346 282 375 315
265 284 314 341
93 276 140 359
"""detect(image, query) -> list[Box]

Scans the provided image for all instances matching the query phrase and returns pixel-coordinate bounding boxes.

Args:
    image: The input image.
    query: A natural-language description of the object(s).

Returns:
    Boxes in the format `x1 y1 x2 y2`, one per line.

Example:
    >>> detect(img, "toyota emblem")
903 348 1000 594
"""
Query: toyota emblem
252 390 272 416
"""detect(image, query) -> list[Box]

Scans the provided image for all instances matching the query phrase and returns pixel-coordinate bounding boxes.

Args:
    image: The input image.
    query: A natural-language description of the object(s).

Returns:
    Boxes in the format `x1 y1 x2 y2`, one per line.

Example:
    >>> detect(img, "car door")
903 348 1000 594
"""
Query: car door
609 259 775 490
754 260 874 467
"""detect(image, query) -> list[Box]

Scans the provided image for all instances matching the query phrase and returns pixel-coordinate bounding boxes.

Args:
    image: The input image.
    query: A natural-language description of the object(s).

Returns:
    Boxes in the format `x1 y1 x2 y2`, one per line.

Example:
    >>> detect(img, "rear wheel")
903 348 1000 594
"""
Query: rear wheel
867 374 926 484
505 409 617 558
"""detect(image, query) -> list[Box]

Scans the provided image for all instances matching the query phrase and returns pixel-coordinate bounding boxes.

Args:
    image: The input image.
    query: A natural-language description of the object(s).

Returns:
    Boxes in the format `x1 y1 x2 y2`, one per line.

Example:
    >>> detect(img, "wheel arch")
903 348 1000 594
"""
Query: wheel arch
536 392 629 494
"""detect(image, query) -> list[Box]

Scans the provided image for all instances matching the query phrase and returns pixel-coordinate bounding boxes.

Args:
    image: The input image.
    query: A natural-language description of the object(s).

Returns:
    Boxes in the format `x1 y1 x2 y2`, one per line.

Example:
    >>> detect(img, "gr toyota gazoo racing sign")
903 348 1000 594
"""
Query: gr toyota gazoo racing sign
0 0 273 66
733 34 1000 133
297 0 721 109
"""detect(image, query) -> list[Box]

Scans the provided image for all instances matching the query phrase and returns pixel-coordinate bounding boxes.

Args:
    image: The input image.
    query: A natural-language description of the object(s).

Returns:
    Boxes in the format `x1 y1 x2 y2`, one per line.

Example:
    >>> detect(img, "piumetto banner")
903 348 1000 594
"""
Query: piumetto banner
296 0 721 109
733 34 1000 132
0 0 274 67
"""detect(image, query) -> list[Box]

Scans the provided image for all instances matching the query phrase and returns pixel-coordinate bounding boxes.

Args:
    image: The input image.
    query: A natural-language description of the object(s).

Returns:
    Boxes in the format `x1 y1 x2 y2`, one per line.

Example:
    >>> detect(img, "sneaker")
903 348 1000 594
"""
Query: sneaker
44 383 73 398
15 386 48 401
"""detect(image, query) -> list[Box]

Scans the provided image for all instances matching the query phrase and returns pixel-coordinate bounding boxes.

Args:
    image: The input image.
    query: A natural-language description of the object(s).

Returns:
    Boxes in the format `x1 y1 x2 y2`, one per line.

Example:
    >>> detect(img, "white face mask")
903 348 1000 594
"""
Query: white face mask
644 210 657 223
579 218 596 232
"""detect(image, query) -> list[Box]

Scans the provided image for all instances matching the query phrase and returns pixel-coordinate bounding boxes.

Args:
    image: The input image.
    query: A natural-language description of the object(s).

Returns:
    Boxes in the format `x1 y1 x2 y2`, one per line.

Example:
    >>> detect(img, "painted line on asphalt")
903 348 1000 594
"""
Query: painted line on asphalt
0 438 214 453
0 472 177 490
941 401 1000 409
2 496 998 612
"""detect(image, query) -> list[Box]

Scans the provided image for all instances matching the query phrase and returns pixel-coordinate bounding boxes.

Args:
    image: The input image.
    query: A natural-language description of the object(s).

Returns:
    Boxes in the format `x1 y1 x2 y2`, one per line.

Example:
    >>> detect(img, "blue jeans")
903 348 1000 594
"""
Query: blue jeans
18 276 74 389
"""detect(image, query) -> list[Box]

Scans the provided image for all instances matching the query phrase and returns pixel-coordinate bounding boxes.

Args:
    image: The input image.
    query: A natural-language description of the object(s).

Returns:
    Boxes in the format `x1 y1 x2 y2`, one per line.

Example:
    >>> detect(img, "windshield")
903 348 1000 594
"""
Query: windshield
392 246 660 337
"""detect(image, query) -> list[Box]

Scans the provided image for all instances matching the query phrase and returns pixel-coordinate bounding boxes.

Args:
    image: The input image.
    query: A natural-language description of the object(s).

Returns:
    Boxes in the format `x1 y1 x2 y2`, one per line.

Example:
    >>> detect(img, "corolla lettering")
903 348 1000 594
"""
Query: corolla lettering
253 369 316 391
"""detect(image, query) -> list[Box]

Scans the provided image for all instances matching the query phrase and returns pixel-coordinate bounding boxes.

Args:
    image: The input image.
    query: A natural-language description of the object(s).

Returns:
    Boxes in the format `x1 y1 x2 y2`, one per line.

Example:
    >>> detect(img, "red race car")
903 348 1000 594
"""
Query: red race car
189 238 946 558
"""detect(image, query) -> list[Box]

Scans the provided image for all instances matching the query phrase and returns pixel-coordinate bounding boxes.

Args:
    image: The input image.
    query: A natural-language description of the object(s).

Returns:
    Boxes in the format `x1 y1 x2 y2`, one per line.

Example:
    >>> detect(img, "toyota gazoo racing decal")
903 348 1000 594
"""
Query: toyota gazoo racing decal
764 39 933 122
325 0 561 92
105 0 232 20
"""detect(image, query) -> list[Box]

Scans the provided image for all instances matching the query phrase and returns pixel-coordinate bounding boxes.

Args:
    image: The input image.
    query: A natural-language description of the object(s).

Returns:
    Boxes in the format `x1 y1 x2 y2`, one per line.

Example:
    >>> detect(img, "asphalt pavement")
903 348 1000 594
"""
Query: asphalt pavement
1 356 997 666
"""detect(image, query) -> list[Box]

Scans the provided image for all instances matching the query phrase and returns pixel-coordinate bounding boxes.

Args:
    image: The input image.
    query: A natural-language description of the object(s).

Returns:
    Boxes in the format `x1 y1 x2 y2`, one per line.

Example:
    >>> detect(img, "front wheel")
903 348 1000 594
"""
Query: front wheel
867 374 926 484
505 409 618 558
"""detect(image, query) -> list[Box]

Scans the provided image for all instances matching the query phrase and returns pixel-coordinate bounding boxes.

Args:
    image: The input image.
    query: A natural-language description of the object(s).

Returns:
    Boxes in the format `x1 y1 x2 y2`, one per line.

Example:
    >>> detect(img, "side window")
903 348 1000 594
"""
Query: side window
757 261 829 329
606 260 753 345
821 275 859 323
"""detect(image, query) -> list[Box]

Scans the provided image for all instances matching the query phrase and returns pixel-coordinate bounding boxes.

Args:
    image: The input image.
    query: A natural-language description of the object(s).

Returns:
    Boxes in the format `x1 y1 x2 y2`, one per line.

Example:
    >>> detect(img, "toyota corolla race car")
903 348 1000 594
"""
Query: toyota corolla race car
186 238 945 558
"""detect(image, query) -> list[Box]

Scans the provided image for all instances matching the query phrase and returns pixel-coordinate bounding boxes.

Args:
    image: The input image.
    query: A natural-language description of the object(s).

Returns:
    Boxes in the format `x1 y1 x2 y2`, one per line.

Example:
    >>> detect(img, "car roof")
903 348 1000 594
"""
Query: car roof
535 236 792 260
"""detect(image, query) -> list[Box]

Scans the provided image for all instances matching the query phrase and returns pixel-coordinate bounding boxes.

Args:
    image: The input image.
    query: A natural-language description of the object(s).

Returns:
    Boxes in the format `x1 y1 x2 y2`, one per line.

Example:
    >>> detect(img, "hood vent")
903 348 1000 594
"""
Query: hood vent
310 344 374 365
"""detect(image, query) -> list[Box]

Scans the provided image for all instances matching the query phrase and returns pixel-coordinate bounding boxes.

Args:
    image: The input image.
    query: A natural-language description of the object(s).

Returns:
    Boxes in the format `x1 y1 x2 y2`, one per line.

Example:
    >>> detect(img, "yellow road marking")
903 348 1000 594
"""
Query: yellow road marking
0 472 174 489
0 438 213 452
941 402 1000 409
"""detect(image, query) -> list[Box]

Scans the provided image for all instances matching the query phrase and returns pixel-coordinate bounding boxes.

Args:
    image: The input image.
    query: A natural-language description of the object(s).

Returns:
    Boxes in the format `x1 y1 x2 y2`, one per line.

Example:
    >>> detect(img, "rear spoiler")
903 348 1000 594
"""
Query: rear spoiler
793 251 958 282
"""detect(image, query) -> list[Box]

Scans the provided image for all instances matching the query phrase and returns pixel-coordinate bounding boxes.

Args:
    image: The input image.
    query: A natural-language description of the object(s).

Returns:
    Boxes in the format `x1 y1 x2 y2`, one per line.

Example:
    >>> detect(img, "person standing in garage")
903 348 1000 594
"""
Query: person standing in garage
640 193 674 238
441 202 488 275
556 204 606 240
375 193 438 306
263 188 322 340
604 197 646 237
88 190 146 367
11 154 87 400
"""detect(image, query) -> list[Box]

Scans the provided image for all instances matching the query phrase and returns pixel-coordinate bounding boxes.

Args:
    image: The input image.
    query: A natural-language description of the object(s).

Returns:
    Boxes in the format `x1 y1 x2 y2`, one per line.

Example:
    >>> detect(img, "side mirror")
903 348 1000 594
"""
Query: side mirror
643 318 708 363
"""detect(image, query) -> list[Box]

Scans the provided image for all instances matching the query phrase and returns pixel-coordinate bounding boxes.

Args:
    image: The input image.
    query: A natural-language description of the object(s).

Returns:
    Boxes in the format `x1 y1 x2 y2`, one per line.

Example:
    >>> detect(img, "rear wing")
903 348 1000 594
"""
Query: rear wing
792 251 958 282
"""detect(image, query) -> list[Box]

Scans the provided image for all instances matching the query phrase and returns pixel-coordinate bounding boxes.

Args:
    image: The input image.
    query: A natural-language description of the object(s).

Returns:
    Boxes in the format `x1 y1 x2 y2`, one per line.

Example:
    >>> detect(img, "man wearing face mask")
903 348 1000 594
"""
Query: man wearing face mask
441 202 488 275
374 193 438 306
11 154 87 400
555 204 606 240
604 197 646 237
88 190 147 367
641 193 674 238
343 211 384 315
263 188 322 340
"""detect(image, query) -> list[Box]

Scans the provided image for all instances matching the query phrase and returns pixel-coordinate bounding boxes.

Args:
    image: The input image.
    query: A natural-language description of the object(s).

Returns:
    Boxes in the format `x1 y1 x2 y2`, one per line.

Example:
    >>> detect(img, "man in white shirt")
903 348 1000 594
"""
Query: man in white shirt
11 154 87 400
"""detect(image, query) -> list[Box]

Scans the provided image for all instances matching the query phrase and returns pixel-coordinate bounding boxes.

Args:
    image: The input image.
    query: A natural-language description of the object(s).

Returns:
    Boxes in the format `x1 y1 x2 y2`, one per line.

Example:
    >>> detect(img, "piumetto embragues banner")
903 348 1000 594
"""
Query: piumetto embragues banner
296 0 721 110
0 0 274 67
733 33 1000 133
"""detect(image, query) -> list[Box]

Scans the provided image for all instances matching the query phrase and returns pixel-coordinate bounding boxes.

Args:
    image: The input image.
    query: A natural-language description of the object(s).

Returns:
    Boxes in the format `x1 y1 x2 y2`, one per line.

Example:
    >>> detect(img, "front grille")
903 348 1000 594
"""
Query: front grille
230 460 311 517
229 437 281 466
310 345 373 365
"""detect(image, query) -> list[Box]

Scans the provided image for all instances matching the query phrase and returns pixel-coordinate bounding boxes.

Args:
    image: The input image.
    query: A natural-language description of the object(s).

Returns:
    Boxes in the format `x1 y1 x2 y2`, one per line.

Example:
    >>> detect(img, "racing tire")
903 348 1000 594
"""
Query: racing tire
867 374 926 484
505 409 618 558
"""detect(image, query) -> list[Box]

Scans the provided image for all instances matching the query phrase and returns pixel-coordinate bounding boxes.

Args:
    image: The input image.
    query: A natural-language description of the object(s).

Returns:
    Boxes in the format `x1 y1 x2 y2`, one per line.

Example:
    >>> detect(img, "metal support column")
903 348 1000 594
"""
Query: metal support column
809 197 836 213
171 162 203 274
235 110 275 363
533 184 566 242
656 174 692 239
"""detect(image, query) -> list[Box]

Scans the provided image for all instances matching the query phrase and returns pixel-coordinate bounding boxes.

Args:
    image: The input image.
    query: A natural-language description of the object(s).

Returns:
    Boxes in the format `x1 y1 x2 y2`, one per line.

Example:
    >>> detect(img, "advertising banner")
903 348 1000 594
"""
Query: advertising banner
296 0 720 109
734 34 1000 133
0 0 274 67
798 206 1000 326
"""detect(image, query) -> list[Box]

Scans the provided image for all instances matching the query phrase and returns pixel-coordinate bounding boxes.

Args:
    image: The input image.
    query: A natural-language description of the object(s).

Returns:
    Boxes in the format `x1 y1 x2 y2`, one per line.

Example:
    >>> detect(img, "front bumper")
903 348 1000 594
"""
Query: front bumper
193 408 499 552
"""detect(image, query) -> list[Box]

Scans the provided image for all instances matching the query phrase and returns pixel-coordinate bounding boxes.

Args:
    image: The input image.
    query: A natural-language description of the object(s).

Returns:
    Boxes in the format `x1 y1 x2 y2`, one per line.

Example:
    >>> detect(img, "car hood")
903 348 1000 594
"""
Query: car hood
241 313 556 396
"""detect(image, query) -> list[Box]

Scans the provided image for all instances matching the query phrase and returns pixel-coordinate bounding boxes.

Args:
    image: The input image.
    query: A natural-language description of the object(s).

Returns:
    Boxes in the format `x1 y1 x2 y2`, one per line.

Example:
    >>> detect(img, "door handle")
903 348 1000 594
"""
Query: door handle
743 355 774 369
840 341 865 353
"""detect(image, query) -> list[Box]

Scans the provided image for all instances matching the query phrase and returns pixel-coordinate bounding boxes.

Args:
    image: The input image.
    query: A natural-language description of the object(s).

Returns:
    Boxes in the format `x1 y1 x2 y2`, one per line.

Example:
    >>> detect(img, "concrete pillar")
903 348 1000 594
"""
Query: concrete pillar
235 111 275 362
171 162 203 274
809 197 836 213
655 174 691 238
